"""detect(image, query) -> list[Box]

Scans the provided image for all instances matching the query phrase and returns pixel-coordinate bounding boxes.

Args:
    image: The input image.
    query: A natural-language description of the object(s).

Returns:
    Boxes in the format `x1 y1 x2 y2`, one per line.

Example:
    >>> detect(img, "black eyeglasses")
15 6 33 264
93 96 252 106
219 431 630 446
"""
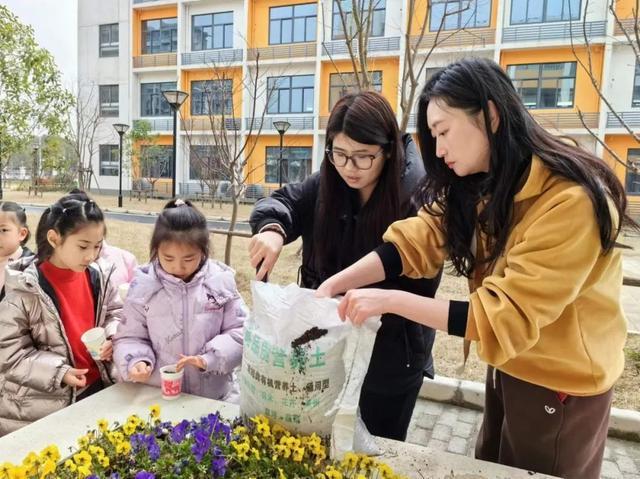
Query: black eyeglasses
325 148 383 170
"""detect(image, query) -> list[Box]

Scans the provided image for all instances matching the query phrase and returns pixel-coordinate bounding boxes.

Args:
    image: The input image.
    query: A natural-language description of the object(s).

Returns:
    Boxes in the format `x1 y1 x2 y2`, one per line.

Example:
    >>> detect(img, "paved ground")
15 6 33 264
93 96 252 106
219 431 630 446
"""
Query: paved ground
406 398 640 479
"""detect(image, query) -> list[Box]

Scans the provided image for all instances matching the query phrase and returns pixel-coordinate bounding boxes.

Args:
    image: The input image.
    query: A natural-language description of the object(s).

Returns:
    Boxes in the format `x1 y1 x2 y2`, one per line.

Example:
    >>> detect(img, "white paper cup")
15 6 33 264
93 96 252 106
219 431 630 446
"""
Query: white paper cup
80 327 106 360
118 283 130 301
159 364 184 400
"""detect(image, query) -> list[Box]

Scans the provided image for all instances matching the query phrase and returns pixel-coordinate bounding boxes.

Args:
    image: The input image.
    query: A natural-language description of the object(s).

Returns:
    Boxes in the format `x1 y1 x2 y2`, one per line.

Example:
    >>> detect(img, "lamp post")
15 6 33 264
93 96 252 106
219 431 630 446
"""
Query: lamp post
113 123 130 208
162 90 189 198
273 121 290 188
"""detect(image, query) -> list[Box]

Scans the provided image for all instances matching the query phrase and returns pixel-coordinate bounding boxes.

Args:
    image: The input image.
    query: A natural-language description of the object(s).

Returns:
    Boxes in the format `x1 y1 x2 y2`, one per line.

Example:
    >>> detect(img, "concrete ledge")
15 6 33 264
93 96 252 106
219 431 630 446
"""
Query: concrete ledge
420 375 640 442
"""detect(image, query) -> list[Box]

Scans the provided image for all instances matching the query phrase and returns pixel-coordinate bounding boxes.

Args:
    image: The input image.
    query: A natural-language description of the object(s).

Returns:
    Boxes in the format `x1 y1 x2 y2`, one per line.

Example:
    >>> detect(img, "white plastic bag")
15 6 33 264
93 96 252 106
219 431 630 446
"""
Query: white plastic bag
240 281 381 456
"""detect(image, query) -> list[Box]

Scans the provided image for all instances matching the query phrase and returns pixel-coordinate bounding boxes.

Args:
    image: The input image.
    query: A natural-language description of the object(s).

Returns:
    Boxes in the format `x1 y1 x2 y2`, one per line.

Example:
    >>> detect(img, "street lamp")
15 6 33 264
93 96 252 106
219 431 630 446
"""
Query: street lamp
162 90 189 198
113 123 130 208
273 121 290 188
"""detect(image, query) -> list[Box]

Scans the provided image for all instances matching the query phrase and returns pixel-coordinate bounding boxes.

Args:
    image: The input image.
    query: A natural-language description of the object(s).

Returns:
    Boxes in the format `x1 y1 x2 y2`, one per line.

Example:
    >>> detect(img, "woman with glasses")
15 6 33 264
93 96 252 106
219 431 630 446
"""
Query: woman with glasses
248 91 441 441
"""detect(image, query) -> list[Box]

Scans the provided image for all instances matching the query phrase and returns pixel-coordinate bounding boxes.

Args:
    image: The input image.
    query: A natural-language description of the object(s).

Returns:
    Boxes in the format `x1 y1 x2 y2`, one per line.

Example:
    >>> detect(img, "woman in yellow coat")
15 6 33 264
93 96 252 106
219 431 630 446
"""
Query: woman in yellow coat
317 58 631 479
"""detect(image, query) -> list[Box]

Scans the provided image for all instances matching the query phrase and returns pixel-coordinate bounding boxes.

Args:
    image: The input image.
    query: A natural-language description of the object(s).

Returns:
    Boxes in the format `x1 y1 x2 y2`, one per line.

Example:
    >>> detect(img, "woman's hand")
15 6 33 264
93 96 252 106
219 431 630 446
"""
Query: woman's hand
315 278 337 298
62 368 89 388
176 354 206 372
248 231 284 281
129 361 152 383
337 289 393 325
99 340 113 361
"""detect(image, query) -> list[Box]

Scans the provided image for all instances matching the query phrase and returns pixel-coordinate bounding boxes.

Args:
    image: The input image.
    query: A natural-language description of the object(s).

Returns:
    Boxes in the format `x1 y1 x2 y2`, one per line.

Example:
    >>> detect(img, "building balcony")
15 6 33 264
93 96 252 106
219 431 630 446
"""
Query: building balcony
181 117 241 131
133 53 177 69
502 21 606 44
182 49 243 66
247 42 316 61
530 110 599 130
133 0 176 7
410 28 495 50
133 118 173 132
614 18 636 37
322 36 400 56
244 116 314 131
607 111 640 128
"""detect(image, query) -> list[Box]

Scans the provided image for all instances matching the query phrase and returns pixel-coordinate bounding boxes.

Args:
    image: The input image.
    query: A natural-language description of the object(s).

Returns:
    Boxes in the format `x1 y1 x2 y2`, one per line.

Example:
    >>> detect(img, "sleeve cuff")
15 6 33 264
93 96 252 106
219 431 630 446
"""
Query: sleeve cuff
374 242 403 279
448 300 469 337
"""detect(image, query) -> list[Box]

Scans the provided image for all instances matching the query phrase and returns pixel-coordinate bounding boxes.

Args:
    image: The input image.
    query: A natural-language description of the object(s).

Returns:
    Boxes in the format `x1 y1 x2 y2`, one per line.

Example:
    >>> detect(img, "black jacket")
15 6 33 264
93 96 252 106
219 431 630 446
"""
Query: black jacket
250 134 442 393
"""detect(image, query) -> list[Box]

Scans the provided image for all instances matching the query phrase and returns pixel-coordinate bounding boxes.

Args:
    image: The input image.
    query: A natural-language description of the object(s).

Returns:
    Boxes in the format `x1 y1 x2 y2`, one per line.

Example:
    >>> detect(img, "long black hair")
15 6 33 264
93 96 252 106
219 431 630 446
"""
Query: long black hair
150 199 210 261
0 201 30 245
36 191 105 262
416 57 629 278
315 91 403 276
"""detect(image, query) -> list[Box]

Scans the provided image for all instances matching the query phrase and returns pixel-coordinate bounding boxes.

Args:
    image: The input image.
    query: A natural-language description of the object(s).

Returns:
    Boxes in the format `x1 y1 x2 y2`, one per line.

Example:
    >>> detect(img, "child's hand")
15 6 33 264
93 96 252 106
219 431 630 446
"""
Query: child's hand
176 354 206 372
129 361 152 382
62 368 89 388
99 340 113 361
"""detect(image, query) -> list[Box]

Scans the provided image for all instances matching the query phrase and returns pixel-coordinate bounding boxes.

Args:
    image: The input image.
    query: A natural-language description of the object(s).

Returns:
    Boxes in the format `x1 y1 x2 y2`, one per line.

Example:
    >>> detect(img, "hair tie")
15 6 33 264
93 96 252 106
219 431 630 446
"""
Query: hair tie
175 199 186 207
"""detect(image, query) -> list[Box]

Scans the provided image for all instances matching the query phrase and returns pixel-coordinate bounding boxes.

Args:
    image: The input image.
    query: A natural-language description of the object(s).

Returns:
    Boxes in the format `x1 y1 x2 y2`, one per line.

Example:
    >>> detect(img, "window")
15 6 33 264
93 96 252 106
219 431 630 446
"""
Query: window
333 0 385 39
627 150 640 195
267 75 314 114
191 80 233 116
265 147 312 184
192 12 233 50
189 145 229 180
269 3 317 44
142 18 178 54
99 145 119 176
507 62 576 109
511 0 580 25
140 145 172 179
140 82 176 117
633 63 640 108
99 23 119 57
99 85 119 117
329 71 382 110
430 0 491 31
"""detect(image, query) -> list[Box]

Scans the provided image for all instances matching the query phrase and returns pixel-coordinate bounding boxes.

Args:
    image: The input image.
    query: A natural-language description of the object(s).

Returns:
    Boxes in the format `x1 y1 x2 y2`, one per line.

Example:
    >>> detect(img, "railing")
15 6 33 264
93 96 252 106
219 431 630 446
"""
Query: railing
614 18 636 37
502 21 606 43
410 28 495 50
322 36 400 56
181 117 241 131
182 49 243 65
319 116 329 129
133 118 173 132
530 111 599 130
607 111 640 128
133 53 177 68
247 43 316 61
244 116 314 131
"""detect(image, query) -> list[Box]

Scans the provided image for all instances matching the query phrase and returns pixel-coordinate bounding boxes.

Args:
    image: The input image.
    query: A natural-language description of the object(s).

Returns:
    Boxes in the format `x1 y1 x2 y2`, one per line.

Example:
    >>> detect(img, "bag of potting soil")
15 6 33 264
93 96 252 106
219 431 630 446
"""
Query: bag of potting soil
239 281 381 456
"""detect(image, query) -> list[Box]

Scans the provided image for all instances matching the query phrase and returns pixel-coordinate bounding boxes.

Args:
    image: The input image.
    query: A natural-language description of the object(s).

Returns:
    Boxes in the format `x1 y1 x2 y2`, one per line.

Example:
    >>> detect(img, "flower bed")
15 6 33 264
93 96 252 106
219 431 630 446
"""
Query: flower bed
0 405 405 479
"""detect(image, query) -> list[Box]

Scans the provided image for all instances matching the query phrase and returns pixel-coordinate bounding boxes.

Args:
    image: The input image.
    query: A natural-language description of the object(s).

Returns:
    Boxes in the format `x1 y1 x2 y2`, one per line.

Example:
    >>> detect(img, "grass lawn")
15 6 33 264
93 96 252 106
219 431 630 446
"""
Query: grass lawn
18 209 640 412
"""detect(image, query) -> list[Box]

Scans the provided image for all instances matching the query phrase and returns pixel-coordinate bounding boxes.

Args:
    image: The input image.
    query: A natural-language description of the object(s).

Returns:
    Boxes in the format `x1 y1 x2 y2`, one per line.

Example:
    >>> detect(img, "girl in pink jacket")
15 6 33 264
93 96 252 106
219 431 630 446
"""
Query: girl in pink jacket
113 199 245 401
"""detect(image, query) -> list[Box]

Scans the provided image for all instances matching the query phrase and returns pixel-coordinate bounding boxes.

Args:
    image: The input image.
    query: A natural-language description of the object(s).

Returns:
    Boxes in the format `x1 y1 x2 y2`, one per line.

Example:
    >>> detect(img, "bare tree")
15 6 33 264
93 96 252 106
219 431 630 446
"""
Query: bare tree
65 84 105 190
568 0 639 173
324 0 470 130
183 54 276 265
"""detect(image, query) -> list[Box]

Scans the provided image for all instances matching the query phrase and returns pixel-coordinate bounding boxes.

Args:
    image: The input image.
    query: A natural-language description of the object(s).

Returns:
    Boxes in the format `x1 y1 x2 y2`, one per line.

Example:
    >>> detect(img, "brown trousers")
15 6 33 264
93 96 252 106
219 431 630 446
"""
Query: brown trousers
475 366 613 479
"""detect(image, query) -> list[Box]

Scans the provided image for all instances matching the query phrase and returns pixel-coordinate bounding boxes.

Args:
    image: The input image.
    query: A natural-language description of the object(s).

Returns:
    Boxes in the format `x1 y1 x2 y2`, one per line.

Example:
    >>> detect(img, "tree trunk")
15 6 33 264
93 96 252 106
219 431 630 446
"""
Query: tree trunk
224 184 239 266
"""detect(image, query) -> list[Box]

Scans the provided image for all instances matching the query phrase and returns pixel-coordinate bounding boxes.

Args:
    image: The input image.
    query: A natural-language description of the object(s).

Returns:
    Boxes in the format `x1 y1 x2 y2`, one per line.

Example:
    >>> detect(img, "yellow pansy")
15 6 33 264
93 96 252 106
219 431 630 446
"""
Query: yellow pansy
278 468 287 479
324 467 343 479
21 452 38 467
40 459 56 478
233 425 247 435
38 445 60 464
73 451 92 468
292 446 305 462
77 464 91 478
115 441 131 455
256 422 271 438
377 462 395 479
97 419 109 432
7 466 28 479
64 459 77 472
122 422 136 436
98 456 110 468
149 404 161 419
340 452 359 470
88 446 105 458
